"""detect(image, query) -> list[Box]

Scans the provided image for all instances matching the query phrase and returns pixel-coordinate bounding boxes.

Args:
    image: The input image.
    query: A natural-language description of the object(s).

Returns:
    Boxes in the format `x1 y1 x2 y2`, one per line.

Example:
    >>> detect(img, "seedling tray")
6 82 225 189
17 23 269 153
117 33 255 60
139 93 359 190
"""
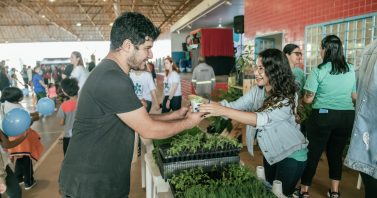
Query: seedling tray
158 144 242 163
156 153 240 180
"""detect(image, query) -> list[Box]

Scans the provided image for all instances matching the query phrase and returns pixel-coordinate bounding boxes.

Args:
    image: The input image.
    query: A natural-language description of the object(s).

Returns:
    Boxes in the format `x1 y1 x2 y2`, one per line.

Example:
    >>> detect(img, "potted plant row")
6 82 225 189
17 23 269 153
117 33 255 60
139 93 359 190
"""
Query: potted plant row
159 132 242 163
152 127 242 179
169 164 276 198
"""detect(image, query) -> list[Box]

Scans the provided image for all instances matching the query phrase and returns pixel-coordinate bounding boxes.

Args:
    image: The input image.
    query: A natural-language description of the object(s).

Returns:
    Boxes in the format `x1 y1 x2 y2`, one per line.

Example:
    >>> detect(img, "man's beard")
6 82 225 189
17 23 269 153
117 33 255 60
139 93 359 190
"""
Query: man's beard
127 52 145 71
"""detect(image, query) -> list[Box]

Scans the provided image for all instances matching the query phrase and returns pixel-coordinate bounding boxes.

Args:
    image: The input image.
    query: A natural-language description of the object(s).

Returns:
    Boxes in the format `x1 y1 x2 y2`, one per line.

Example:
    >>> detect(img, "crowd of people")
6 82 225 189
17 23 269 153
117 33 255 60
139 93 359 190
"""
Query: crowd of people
0 11 375 198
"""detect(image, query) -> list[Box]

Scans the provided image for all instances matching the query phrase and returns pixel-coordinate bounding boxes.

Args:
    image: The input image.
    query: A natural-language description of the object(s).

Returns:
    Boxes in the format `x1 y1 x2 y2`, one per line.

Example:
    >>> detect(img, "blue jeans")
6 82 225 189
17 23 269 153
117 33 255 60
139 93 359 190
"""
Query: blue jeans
263 157 307 196
162 96 181 113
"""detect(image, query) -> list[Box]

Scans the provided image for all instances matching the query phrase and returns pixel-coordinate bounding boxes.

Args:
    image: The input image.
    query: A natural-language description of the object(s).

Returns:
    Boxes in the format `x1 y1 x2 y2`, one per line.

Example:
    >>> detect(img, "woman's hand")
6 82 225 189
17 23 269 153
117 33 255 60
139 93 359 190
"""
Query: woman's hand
153 104 161 111
140 99 147 109
199 102 227 117
0 183 6 194
166 99 170 109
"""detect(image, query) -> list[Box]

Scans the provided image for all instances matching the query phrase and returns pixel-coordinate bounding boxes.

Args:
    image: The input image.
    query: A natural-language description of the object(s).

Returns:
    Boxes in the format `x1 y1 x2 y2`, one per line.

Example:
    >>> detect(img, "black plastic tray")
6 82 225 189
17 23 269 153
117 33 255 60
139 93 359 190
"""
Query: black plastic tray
156 152 240 180
158 144 242 163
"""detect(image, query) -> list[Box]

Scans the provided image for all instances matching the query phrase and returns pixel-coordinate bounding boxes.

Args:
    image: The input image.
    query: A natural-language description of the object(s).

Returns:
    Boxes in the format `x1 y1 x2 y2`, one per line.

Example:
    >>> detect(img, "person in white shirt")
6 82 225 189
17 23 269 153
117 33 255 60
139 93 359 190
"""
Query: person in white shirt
161 57 182 113
130 63 159 112
70 51 89 90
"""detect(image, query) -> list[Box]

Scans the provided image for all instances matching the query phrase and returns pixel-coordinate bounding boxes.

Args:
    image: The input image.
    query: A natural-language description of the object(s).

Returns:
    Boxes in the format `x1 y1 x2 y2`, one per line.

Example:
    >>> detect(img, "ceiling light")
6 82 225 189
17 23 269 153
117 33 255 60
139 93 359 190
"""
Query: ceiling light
49 0 55 2
41 15 46 18
177 30 180 34
76 22 82 27
225 1 232 6
218 24 222 28
109 22 113 26
187 24 192 29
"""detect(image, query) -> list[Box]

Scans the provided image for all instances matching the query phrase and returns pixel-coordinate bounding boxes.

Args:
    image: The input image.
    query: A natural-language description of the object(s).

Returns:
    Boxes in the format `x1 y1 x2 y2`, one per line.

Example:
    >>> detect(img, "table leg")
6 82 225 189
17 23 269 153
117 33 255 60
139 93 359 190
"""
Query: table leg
142 145 146 188
146 165 153 198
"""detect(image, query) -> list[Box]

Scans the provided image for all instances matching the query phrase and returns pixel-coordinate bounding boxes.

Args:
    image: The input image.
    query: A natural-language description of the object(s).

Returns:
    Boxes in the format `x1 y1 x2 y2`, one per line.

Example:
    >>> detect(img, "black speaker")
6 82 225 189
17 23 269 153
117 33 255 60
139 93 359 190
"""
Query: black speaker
182 43 188 51
234 15 244 34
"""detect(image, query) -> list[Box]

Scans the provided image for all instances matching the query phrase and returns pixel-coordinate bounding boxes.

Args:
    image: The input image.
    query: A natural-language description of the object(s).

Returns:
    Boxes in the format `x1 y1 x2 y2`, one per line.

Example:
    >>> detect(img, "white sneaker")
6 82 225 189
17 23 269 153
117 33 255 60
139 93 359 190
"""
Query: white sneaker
25 181 37 190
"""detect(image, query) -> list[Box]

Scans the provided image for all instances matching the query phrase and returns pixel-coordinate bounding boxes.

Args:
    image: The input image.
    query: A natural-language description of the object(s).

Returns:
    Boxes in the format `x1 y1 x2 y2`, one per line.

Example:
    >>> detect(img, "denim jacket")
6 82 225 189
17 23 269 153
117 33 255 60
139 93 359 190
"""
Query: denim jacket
220 86 308 165
344 40 377 179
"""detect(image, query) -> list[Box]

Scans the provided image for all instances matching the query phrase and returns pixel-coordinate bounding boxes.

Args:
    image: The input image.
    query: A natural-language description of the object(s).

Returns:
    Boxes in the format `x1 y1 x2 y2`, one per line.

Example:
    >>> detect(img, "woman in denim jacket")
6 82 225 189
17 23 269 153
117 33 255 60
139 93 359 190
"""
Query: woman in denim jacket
344 39 377 198
200 49 308 196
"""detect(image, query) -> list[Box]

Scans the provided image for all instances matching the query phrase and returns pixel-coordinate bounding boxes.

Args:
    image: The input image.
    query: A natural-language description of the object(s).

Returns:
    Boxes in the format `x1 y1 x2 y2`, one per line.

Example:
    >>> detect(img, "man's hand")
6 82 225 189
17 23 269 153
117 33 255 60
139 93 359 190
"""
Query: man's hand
0 183 7 194
175 107 189 119
184 110 206 129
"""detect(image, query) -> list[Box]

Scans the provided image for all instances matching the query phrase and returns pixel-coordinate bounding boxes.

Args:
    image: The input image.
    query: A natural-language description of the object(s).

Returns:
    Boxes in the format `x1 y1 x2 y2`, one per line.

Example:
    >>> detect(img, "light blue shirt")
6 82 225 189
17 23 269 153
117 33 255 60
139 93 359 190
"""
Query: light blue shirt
220 86 308 165
344 40 377 179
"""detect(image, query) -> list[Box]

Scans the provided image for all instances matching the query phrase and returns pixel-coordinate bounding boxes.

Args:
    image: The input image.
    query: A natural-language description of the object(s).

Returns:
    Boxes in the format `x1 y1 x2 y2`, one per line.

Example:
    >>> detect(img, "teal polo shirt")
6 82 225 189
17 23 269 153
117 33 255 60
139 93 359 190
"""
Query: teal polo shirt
292 67 306 92
304 62 356 110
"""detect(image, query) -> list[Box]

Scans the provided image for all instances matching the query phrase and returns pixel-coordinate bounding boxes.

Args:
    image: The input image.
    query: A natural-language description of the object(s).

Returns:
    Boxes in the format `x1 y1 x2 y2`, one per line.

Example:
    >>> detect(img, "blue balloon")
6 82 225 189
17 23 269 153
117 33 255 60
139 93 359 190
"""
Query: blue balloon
37 97 55 116
22 88 29 96
2 108 31 137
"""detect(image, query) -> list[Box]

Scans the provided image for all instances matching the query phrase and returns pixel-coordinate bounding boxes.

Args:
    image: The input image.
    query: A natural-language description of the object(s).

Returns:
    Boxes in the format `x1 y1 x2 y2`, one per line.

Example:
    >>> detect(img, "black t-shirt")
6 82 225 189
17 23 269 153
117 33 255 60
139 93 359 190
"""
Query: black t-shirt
59 59 142 198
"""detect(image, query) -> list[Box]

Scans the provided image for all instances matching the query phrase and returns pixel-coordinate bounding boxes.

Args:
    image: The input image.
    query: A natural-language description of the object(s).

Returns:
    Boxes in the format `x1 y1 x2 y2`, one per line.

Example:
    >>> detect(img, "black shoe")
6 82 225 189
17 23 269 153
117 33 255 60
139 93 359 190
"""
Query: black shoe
327 189 340 198
292 187 310 198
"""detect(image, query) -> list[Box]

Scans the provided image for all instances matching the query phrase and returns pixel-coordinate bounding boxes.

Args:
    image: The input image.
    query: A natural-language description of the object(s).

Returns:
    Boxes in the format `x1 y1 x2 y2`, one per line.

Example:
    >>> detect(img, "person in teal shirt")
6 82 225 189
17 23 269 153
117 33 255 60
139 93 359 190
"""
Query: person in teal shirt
294 35 357 198
283 44 306 94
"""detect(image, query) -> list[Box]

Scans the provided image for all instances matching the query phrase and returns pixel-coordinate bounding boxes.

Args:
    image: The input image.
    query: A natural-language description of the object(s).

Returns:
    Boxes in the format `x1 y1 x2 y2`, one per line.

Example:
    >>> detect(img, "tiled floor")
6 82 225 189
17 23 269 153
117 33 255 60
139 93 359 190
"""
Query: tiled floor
20 72 364 198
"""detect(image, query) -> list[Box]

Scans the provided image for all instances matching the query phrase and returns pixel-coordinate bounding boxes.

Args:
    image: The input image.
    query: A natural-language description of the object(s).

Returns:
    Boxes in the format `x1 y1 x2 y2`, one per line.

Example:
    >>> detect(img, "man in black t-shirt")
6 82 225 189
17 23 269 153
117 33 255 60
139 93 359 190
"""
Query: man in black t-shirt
59 12 205 198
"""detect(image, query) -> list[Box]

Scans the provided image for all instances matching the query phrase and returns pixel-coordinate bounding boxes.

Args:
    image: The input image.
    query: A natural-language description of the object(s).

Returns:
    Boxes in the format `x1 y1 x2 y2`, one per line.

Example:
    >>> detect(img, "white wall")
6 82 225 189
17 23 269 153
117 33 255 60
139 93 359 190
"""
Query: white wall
0 41 110 70
171 31 191 52
152 31 171 60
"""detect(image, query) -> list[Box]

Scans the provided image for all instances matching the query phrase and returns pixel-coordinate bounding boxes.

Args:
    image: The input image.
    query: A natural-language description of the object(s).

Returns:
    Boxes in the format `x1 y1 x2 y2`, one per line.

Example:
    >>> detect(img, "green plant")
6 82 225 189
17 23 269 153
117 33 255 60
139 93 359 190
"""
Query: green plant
169 165 276 198
234 41 256 84
207 87 243 134
165 132 242 157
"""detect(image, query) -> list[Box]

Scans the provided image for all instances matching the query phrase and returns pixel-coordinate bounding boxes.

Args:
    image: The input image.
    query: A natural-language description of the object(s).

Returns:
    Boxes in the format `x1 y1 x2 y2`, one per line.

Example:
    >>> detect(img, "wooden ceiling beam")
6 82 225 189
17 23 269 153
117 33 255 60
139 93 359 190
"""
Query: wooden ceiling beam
112 0 121 17
44 5 81 40
159 0 194 28
77 1 105 40
7 0 80 40
131 0 136 12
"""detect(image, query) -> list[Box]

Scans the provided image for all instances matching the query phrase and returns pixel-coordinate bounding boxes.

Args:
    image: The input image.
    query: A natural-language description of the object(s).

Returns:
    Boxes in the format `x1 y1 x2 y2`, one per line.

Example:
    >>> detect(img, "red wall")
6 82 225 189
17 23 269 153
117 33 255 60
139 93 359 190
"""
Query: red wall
244 0 377 46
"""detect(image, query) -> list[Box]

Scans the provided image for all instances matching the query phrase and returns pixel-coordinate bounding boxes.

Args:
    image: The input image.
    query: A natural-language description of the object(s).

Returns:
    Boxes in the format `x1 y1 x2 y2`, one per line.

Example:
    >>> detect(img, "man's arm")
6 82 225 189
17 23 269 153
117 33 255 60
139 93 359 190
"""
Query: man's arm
117 107 204 139
150 107 188 121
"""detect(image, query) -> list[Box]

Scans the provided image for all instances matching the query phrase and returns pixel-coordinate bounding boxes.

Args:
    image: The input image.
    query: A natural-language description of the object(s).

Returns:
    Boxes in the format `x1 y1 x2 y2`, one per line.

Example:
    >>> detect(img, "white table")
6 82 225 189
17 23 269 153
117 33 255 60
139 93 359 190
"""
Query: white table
144 152 171 198
140 137 154 189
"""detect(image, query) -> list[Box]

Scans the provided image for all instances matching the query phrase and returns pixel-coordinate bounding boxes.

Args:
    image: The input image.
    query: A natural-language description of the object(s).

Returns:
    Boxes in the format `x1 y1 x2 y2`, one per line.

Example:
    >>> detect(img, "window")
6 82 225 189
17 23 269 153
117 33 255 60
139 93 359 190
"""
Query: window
304 13 377 75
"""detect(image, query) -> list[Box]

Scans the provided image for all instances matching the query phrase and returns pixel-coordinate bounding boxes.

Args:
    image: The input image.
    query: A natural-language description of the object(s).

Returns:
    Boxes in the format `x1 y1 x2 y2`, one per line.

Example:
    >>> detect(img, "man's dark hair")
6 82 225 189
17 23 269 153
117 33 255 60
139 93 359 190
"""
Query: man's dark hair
61 78 79 97
110 12 160 50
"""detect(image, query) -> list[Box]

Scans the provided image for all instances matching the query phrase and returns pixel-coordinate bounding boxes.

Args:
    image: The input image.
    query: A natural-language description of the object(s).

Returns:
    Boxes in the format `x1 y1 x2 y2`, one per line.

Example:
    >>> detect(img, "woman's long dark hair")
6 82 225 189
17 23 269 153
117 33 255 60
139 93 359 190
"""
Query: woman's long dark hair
318 35 349 74
283 43 299 55
257 49 298 116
